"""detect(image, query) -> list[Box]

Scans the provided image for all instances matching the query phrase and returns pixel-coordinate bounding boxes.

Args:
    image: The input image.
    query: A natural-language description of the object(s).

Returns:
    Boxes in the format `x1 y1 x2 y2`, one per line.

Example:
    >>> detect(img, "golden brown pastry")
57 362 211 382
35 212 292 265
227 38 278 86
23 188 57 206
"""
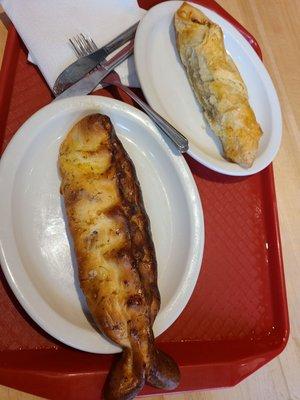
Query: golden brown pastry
59 114 179 400
174 2 262 167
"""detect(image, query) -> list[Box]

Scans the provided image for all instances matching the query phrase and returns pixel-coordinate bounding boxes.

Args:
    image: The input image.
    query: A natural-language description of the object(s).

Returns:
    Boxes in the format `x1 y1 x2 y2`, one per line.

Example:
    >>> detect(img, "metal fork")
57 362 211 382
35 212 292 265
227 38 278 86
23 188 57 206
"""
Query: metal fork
69 34 189 153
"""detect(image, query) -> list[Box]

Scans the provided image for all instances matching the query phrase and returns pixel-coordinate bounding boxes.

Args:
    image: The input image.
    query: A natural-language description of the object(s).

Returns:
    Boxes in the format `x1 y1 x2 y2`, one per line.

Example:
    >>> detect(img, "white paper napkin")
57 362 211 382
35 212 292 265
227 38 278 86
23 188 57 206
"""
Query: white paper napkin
0 0 145 90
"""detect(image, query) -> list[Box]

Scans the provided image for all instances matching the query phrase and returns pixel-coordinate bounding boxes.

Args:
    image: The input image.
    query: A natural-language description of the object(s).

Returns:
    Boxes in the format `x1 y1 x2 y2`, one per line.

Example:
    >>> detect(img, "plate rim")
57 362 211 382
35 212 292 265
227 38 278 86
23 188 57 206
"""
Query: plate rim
0 95 204 354
134 0 282 176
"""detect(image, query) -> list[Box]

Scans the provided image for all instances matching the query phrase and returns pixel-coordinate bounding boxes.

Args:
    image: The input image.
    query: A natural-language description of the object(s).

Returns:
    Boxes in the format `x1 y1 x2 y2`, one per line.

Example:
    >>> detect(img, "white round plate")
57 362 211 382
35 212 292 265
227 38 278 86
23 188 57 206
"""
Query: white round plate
0 96 204 354
134 1 282 176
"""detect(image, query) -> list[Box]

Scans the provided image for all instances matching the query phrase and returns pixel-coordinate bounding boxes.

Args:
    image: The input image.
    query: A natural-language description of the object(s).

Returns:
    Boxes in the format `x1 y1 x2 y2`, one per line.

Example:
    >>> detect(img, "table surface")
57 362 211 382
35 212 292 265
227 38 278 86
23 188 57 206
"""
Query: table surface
0 0 299 399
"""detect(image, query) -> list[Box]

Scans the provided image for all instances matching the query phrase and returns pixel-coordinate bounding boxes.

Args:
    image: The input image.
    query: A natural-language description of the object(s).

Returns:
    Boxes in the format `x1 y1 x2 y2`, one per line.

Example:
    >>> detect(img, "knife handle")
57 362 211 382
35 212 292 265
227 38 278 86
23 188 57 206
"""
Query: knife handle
103 41 135 75
105 22 139 55
89 21 139 65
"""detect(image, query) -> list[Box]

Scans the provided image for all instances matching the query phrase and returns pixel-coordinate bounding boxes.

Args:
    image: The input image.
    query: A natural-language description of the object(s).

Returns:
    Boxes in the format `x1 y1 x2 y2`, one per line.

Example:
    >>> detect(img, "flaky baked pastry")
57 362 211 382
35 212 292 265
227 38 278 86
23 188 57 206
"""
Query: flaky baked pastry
59 114 179 400
174 2 262 167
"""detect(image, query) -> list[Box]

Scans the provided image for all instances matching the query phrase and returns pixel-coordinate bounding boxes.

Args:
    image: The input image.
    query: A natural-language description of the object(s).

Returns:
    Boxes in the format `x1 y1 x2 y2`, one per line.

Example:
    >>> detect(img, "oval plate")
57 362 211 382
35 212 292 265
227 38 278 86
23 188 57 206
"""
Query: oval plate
134 0 282 176
0 96 204 354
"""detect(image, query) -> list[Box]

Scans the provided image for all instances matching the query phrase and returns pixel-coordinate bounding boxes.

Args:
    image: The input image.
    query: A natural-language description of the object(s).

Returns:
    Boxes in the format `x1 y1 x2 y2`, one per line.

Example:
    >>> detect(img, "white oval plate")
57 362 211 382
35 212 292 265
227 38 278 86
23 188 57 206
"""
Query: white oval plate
134 1 282 176
0 96 204 354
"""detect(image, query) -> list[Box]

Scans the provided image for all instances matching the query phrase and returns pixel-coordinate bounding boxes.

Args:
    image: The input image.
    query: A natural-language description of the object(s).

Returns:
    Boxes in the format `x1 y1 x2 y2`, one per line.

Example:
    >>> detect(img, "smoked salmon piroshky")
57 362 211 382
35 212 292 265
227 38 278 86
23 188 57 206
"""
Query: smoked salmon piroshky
59 114 180 400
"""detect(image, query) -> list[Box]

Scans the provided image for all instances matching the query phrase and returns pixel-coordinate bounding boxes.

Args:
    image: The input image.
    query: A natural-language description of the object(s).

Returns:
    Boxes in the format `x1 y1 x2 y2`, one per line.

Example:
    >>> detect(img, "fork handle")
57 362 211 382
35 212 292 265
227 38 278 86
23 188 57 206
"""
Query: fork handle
117 85 189 153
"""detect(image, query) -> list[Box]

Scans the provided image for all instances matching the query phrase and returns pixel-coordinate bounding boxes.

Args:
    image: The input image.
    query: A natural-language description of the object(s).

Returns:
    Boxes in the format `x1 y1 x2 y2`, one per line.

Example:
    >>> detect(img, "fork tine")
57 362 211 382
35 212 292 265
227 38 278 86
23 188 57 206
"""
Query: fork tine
89 37 98 52
80 34 94 54
72 35 87 57
69 38 82 58
70 36 84 57
69 33 99 59
76 35 89 56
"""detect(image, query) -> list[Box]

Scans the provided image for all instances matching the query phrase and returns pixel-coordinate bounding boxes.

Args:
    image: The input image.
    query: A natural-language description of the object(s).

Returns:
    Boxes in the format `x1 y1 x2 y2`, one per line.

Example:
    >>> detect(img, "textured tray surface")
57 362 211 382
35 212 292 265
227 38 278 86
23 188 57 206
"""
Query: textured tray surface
0 0 288 398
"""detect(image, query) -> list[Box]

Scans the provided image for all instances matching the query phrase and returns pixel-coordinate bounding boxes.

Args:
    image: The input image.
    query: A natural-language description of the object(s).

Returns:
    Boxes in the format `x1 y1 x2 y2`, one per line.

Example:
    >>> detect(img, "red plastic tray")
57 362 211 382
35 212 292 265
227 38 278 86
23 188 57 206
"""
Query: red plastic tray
0 1 289 399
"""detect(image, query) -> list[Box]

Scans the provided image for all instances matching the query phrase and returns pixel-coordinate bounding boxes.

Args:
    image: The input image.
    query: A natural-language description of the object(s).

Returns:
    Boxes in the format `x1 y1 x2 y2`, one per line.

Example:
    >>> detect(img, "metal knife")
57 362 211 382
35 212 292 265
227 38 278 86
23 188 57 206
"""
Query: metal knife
55 41 134 101
53 22 138 96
